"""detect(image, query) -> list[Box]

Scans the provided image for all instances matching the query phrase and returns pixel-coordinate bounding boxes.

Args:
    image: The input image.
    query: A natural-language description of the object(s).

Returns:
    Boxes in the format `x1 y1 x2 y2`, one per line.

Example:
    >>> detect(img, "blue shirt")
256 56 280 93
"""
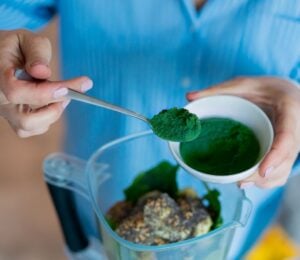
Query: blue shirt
1 0 300 258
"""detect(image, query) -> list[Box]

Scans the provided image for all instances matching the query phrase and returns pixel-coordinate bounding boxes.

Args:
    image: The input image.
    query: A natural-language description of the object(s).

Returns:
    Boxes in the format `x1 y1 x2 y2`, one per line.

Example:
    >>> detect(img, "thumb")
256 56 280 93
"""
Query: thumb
21 32 52 80
186 79 244 101
3 68 93 106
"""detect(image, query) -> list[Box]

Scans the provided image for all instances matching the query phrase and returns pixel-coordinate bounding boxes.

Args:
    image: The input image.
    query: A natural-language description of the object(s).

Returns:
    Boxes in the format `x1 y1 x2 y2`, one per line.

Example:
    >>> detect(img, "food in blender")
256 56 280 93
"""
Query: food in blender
106 161 221 245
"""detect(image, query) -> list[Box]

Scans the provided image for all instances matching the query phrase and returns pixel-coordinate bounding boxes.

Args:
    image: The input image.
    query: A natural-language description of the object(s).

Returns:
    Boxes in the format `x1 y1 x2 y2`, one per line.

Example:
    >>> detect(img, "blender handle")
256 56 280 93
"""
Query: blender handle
43 153 91 200
239 197 252 227
44 153 110 257
43 153 91 253
43 152 109 201
47 183 89 253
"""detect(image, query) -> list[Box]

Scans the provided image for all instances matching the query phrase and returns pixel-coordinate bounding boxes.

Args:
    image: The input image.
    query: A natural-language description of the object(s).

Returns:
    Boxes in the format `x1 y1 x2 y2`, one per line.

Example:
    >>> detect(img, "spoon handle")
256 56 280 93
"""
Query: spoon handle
66 89 149 123
14 69 149 124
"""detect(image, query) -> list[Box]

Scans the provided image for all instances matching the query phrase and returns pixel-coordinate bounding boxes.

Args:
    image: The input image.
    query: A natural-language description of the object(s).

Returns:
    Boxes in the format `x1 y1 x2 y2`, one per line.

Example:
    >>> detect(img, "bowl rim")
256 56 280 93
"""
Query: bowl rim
168 94 274 184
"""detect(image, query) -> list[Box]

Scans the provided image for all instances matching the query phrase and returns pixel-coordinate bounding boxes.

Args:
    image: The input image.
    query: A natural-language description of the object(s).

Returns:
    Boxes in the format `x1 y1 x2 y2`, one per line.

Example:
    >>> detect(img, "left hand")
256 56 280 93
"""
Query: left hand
187 77 300 189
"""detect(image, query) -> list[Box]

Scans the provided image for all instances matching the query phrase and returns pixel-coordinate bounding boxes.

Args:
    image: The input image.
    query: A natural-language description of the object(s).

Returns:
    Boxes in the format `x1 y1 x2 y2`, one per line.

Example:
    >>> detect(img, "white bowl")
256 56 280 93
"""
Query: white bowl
168 95 274 184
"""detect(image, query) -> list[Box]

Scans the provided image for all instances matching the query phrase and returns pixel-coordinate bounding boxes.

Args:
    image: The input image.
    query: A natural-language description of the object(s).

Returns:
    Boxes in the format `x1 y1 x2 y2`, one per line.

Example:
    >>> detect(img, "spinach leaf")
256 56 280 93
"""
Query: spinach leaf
203 184 223 229
105 217 118 230
124 161 179 203
123 161 222 230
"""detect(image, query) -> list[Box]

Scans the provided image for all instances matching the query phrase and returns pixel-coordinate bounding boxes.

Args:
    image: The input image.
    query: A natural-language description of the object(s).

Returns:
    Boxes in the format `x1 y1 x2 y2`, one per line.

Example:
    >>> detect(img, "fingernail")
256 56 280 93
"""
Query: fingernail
81 79 93 92
187 91 198 95
53 88 68 98
186 91 199 100
240 182 254 189
264 166 274 178
62 100 71 109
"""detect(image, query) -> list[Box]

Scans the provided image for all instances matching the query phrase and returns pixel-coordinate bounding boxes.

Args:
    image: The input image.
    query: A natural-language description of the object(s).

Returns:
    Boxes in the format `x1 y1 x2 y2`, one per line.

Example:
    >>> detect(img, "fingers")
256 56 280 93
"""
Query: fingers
186 78 258 101
186 79 239 101
239 157 295 189
0 30 23 70
0 30 92 108
238 171 259 189
15 102 63 132
186 76 300 190
258 132 293 178
258 109 298 178
5 101 69 138
17 127 49 138
240 111 298 189
21 32 52 79
1 68 93 106
0 30 52 80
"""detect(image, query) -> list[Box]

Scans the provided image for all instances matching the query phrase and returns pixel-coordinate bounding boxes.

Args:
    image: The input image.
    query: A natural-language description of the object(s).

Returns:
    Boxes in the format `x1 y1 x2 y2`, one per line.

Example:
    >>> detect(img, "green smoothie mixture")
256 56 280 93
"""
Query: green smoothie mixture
150 107 201 142
180 117 260 175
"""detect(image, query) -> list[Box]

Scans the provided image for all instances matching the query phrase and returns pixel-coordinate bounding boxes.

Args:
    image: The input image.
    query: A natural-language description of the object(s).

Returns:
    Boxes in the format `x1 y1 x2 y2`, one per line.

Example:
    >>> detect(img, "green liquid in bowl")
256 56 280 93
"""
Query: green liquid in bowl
180 117 260 175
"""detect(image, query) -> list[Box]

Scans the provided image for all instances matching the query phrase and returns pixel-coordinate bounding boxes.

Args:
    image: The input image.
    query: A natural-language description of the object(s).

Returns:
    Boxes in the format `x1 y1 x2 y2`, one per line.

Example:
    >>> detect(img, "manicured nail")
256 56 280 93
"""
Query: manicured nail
186 92 194 97
186 91 199 101
62 100 71 109
53 88 68 98
187 91 197 95
81 79 93 92
264 166 274 178
240 182 254 189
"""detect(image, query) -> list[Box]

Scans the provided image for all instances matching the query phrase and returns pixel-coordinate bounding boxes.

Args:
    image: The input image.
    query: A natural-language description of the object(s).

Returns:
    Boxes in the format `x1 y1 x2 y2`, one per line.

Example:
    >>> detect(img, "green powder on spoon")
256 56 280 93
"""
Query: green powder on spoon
149 107 201 142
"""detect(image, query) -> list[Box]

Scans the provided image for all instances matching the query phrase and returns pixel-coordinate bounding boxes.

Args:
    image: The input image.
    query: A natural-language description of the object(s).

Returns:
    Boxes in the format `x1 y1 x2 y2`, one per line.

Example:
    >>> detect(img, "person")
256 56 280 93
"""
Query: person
0 0 300 258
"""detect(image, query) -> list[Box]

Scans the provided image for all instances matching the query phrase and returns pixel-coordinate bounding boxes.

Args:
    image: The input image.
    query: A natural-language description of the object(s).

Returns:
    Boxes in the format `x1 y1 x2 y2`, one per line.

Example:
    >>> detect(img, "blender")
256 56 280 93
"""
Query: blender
44 131 252 259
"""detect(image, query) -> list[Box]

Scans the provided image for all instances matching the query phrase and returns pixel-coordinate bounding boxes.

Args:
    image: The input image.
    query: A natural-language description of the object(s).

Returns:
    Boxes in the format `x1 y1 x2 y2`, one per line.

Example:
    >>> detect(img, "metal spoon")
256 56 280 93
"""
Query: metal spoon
66 88 149 123
15 70 201 142
15 69 149 124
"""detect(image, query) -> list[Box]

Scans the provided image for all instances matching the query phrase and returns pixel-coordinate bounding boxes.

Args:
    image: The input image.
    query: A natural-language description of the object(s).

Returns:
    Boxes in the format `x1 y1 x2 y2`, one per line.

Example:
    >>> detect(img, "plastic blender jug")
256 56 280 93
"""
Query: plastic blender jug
43 131 252 260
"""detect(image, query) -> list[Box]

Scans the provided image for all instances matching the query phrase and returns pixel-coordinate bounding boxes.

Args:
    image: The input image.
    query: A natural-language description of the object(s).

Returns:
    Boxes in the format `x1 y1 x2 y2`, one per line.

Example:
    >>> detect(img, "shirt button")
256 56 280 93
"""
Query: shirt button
180 77 191 88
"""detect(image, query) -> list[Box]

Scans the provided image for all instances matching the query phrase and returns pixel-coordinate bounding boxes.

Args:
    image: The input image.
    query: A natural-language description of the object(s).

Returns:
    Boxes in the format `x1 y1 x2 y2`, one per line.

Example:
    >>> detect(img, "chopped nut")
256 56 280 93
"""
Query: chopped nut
144 193 191 241
108 189 213 245
106 201 133 226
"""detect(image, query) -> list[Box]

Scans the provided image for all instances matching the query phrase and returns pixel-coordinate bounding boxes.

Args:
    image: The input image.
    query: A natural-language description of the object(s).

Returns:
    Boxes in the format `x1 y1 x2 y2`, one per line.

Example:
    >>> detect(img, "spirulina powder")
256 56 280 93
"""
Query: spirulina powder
180 117 260 175
150 108 201 142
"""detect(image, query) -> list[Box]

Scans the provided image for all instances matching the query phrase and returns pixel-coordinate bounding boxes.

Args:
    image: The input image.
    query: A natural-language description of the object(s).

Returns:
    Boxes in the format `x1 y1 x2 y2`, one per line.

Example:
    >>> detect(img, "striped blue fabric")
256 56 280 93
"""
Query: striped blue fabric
1 0 300 258
0 0 55 30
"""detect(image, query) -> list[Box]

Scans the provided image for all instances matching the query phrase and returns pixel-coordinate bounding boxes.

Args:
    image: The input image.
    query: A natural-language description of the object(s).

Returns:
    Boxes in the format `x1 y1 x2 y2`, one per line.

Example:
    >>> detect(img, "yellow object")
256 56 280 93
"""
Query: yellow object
246 225 300 260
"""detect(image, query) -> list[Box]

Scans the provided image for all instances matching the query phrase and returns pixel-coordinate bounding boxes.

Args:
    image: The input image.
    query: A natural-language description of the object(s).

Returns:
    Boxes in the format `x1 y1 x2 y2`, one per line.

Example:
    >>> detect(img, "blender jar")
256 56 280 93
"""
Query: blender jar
44 131 252 260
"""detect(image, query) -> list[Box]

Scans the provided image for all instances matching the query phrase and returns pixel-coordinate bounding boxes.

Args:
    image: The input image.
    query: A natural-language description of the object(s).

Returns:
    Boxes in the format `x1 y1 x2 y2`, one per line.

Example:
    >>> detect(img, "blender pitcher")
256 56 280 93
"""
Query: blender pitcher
43 131 252 260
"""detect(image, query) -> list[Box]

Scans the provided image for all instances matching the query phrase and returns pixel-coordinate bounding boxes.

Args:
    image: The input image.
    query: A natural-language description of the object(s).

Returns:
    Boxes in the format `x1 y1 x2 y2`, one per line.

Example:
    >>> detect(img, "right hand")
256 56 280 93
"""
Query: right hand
0 29 93 138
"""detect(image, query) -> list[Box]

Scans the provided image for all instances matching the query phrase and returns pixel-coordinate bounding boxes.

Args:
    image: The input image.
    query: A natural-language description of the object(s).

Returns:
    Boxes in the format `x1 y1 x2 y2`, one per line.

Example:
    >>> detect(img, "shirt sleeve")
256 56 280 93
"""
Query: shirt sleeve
0 0 56 31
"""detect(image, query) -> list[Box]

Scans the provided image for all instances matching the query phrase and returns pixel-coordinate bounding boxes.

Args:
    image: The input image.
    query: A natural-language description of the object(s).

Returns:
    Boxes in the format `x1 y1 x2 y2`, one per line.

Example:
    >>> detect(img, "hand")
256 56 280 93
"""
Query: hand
187 77 300 189
0 29 93 137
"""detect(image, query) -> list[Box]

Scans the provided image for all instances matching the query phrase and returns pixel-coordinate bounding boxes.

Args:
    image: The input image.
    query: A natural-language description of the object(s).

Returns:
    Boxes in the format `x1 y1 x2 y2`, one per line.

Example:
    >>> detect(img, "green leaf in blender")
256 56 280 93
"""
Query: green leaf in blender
202 184 223 230
105 217 118 230
124 161 179 203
